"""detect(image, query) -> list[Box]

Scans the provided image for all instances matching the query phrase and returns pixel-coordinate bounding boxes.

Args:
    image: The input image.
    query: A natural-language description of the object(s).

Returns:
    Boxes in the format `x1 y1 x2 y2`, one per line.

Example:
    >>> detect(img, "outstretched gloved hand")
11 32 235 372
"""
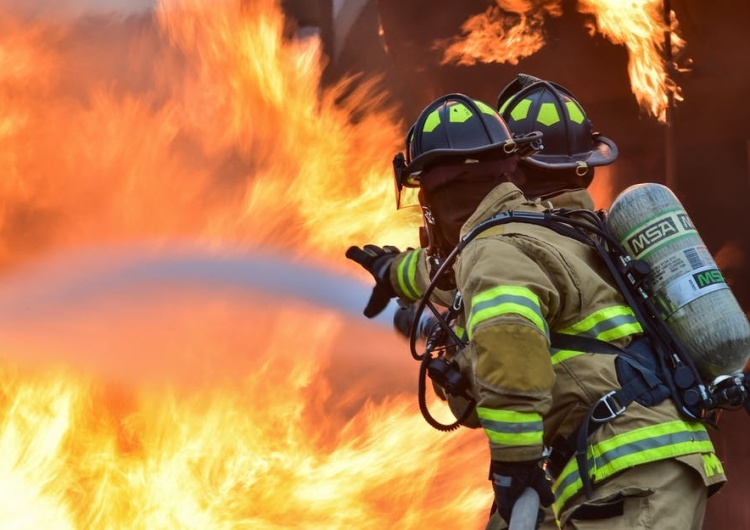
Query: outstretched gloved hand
490 459 554 528
345 244 400 318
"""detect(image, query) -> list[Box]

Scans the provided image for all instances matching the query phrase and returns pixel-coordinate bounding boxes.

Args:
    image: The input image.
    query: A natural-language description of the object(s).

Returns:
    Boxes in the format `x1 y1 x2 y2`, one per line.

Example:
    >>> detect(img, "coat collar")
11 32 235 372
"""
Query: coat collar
460 185 596 238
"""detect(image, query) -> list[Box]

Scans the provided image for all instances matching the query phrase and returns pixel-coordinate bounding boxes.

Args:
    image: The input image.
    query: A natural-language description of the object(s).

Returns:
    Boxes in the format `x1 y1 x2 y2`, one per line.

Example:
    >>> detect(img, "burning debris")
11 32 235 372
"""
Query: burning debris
435 0 687 121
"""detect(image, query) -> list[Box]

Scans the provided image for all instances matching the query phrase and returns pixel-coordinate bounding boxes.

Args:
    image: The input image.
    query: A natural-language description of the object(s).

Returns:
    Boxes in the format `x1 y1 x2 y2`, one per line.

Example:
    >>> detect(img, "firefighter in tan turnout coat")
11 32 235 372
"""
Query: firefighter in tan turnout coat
346 78 725 529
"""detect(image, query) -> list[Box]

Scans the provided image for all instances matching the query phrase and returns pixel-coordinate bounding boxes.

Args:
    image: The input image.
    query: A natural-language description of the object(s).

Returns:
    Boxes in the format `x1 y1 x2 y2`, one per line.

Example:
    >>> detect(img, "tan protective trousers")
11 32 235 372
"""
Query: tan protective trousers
487 459 707 530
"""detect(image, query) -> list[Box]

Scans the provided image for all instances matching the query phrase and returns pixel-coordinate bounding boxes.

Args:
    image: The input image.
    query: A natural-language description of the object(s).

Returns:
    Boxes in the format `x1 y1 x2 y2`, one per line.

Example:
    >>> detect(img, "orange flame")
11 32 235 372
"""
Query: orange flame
0 263 491 528
437 1 562 66
0 0 420 272
437 0 687 121
578 0 685 121
0 0 496 528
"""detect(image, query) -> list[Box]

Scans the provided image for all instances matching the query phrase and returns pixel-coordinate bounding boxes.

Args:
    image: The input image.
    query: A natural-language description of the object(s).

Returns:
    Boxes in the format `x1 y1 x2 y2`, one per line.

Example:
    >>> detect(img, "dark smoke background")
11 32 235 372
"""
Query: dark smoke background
281 0 750 527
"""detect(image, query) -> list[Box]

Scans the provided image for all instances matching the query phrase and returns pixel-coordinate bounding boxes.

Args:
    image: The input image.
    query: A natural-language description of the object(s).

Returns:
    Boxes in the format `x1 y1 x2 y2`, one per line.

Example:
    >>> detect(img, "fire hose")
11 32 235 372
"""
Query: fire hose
509 488 540 530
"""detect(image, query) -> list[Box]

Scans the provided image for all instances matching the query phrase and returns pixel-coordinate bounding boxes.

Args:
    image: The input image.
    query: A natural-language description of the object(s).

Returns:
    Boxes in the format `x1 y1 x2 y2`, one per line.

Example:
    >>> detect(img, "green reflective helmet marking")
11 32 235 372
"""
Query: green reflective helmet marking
537 102 560 126
498 97 514 115
423 109 441 132
475 100 497 115
449 103 474 123
509 98 532 121
566 101 585 124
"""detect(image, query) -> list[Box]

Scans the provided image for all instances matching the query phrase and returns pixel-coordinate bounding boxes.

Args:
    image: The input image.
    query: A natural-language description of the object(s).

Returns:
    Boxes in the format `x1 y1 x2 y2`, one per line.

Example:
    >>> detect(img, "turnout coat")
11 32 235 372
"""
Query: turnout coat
389 182 725 516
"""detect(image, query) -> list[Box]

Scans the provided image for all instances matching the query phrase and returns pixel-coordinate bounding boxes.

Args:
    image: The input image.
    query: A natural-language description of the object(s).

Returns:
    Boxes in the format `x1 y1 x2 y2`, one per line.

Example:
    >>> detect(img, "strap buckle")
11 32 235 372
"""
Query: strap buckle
591 391 626 423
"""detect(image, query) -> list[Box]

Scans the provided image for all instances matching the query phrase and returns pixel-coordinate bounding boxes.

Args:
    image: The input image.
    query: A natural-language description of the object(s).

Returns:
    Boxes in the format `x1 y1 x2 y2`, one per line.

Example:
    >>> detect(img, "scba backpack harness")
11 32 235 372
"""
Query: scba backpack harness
406 205 750 496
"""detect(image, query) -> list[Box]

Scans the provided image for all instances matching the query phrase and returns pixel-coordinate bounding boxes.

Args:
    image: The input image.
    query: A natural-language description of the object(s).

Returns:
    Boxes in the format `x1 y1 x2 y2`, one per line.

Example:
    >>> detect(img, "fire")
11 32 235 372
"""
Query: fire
437 1 563 66
436 0 686 121
0 267 490 528
0 0 419 272
577 0 684 121
0 0 493 528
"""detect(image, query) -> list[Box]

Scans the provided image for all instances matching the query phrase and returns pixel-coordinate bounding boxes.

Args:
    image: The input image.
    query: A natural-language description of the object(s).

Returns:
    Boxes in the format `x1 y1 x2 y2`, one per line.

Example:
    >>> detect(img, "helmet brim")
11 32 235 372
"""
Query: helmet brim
402 132 542 187
525 134 618 170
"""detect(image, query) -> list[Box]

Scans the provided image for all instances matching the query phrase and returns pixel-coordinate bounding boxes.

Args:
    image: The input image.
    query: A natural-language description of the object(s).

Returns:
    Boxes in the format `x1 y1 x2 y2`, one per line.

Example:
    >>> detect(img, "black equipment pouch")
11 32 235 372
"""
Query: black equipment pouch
550 333 670 411
613 337 671 408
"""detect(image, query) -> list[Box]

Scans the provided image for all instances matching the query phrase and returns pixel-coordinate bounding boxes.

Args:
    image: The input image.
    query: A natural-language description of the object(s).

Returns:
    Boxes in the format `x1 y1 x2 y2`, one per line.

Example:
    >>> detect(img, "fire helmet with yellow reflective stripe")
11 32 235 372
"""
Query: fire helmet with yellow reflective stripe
497 74 618 185
392 93 542 201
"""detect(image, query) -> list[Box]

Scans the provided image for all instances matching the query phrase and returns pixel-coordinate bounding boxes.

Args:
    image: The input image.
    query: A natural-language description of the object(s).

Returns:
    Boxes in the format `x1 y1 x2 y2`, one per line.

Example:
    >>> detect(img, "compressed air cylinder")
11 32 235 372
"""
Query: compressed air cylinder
607 183 750 382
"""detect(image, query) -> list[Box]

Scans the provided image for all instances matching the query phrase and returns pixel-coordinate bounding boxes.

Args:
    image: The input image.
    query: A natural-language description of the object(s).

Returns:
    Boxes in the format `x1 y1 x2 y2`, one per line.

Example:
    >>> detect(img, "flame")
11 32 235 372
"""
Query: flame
0 0 420 272
437 0 687 121
436 1 562 66
0 0 496 528
0 276 491 528
586 166 614 210
578 0 685 121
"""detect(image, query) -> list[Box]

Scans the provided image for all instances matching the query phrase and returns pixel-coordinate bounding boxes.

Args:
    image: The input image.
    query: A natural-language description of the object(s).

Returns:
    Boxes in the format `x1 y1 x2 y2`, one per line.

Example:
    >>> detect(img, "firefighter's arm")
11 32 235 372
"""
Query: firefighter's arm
388 248 428 302
389 248 455 306
456 237 558 463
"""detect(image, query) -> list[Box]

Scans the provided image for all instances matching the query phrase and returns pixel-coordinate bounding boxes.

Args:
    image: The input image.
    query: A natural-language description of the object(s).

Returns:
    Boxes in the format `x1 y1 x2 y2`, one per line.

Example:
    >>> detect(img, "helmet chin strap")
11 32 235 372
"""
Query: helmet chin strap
419 204 457 290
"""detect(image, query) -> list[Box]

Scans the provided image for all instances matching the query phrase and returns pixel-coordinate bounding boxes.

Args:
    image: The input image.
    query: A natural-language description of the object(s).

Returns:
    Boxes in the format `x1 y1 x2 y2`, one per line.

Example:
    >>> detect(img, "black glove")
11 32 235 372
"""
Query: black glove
490 459 554 528
345 244 400 318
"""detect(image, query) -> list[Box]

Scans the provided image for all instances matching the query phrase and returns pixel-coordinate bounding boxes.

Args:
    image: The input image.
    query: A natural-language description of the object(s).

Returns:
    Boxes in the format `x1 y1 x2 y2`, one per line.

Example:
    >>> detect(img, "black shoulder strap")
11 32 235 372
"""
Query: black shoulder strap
549 332 671 497
550 332 622 356
550 332 667 415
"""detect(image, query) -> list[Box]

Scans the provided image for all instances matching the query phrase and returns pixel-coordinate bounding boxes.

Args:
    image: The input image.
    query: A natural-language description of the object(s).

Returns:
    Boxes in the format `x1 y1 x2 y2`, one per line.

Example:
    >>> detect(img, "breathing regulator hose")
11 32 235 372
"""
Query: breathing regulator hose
405 243 477 431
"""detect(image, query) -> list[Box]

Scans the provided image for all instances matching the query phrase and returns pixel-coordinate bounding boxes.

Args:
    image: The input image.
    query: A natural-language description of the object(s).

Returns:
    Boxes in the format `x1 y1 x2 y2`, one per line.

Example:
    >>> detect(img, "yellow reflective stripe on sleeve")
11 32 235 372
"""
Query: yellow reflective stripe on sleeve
477 407 544 446
559 305 642 342
552 420 714 514
453 325 466 342
550 349 585 366
395 249 422 301
467 285 548 341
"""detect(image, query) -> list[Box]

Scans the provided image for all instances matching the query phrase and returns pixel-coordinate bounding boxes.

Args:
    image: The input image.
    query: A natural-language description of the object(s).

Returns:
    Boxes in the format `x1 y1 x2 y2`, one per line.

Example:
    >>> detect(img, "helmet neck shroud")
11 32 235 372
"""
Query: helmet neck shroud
513 163 596 201
419 157 517 260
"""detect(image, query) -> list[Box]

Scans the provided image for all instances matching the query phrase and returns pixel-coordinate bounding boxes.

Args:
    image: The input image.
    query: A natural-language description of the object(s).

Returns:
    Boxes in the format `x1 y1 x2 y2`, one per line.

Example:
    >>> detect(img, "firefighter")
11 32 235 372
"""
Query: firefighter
346 79 726 529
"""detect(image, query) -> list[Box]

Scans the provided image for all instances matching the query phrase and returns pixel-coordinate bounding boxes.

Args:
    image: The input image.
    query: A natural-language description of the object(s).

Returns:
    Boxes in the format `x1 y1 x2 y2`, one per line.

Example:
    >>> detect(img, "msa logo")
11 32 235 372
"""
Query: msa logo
677 213 694 231
694 269 725 288
627 217 679 256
